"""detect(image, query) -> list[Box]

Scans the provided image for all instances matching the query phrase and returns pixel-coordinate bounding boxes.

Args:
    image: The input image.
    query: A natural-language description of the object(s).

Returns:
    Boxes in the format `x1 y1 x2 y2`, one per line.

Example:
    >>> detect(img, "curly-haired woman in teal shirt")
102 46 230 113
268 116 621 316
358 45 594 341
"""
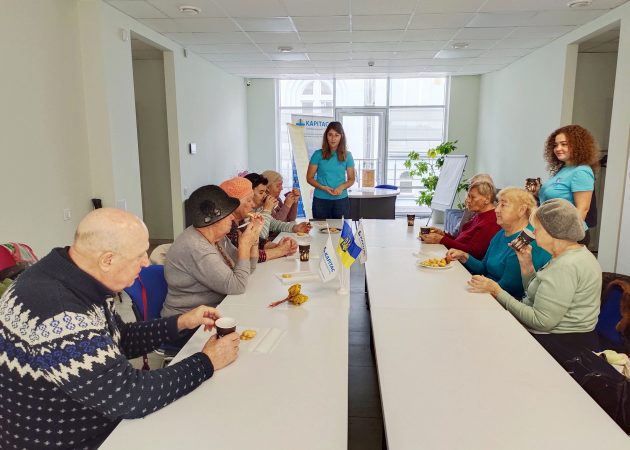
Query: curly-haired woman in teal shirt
306 121 356 219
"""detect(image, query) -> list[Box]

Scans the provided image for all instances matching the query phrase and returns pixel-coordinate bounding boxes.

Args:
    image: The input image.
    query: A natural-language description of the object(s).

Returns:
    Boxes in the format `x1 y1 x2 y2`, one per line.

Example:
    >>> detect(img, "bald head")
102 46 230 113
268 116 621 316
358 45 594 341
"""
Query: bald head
73 208 147 256
69 208 150 291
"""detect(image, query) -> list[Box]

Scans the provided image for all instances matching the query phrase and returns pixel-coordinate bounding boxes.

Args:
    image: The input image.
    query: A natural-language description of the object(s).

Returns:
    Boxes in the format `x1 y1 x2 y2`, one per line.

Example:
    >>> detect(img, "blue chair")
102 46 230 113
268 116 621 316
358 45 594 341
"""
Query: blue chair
124 265 179 368
374 184 398 190
596 273 630 352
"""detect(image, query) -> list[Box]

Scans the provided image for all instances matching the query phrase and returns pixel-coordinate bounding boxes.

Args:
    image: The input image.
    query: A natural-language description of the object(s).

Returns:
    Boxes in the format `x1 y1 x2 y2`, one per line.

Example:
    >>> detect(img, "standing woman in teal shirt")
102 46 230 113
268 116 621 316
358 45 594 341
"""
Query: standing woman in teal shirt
307 121 356 219
529 125 599 242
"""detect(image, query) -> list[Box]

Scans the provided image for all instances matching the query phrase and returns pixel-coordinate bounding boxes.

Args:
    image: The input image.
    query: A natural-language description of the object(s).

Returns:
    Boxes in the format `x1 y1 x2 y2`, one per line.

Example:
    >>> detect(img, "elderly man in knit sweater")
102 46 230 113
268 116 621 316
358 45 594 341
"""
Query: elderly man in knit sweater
0 208 240 449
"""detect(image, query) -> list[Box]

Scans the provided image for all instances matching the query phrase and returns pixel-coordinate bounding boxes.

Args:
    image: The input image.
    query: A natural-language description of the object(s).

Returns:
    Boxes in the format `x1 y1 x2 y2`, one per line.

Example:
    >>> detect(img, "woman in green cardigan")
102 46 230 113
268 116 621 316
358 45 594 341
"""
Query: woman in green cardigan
469 198 602 351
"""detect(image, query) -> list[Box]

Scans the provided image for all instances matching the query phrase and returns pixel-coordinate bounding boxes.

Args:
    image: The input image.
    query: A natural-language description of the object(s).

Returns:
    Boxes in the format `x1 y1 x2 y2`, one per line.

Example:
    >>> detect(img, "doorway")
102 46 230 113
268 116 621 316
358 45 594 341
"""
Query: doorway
131 36 174 249
572 26 619 253
336 109 387 187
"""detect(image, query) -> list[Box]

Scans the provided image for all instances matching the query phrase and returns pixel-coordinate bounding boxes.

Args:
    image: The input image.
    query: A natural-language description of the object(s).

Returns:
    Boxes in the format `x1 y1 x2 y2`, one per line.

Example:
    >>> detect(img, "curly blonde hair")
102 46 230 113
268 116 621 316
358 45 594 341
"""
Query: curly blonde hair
497 187 537 218
544 125 600 175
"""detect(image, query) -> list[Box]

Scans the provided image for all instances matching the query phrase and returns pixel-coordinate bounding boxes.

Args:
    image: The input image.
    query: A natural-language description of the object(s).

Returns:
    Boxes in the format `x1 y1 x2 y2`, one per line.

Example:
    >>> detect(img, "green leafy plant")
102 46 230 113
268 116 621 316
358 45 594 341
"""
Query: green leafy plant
403 140 468 208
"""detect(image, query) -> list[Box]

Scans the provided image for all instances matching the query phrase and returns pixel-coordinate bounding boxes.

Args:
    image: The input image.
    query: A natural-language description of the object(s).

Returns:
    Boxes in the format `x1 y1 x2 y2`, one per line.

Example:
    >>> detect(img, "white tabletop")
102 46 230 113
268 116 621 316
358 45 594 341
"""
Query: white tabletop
101 304 348 450
360 218 433 248
372 308 630 450
348 188 400 198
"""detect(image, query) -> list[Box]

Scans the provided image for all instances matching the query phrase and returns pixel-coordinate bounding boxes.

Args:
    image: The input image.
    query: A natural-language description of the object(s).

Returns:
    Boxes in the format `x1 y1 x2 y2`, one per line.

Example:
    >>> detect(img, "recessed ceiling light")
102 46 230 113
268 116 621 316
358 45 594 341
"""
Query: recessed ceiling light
278 46 293 53
567 0 592 7
179 5 201 15
451 42 470 49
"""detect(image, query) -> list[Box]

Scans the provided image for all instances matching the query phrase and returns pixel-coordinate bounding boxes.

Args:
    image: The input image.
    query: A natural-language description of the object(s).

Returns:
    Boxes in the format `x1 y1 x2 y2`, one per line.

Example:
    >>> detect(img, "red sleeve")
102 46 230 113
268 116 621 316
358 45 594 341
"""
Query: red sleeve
439 212 500 260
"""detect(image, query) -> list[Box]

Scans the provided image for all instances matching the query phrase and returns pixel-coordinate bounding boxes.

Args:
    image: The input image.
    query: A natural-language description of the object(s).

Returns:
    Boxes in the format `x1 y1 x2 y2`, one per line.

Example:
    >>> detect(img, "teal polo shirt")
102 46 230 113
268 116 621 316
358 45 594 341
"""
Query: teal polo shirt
309 149 355 200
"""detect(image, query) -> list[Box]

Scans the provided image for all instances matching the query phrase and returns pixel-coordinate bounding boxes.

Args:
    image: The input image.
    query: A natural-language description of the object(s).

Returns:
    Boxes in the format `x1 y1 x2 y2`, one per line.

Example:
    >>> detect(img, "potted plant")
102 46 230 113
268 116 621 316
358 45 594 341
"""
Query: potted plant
403 140 468 208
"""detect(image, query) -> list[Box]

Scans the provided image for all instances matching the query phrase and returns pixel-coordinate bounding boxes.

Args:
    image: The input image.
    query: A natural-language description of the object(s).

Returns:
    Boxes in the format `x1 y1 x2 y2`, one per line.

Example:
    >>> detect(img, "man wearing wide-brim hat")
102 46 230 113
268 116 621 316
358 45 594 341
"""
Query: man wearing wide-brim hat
161 185 264 318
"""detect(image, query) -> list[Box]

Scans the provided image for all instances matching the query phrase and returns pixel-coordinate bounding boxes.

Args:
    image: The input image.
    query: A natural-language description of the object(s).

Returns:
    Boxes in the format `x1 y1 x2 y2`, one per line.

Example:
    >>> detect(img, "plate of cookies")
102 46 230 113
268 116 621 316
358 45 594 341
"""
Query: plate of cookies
416 257 452 270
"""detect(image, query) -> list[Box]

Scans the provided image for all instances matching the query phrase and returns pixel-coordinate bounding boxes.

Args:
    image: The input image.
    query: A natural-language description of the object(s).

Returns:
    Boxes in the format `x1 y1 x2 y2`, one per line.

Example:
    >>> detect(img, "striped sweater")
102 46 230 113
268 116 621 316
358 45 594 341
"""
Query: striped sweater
0 248 214 449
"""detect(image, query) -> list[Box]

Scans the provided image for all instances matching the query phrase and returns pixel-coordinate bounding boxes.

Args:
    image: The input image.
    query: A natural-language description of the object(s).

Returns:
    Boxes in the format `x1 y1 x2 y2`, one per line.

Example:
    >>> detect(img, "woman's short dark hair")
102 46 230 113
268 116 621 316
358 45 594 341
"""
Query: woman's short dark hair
244 172 268 189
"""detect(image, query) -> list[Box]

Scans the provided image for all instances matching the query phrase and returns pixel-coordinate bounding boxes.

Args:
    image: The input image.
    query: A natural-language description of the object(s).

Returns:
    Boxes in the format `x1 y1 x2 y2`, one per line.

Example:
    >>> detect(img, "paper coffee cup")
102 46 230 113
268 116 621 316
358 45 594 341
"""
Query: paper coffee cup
215 317 237 338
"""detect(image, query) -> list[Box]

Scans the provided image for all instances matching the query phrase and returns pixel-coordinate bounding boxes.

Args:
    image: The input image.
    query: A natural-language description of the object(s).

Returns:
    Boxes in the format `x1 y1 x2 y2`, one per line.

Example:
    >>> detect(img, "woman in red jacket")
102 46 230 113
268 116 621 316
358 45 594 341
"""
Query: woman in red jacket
420 180 500 260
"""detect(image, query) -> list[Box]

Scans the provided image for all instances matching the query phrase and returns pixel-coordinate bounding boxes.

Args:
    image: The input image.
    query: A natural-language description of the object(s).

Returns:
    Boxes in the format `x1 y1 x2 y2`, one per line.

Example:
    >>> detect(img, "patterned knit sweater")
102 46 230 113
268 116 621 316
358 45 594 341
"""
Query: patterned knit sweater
0 248 214 449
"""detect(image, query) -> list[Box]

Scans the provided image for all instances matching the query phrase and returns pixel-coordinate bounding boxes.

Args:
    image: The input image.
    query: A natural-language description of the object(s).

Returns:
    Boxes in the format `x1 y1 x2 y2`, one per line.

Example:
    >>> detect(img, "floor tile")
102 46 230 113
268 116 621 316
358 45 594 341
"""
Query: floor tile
348 366 382 418
350 344 375 367
348 417 384 450
349 331 371 346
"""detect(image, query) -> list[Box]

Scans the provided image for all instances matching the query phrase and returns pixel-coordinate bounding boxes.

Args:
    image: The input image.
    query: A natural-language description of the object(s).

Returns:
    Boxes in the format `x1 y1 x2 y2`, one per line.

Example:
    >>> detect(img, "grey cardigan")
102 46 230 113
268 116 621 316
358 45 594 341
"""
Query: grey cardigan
161 226 256 317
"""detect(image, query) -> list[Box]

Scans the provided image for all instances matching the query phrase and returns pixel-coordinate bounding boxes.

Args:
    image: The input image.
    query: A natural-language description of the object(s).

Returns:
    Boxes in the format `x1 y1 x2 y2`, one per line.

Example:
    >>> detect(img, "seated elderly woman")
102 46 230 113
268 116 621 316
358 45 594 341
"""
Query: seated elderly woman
421 180 501 260
446 187 551 299
468 198 602 351
161 185 263 318
245 172 310 240
220 176 297 262
261 169 300 222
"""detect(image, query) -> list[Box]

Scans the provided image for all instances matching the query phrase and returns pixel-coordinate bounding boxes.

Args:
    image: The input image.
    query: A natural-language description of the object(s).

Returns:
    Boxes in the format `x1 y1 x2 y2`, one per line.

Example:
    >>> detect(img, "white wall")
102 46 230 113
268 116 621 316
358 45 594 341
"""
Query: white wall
0 0 91 257
247 79 277 173
133 58 174 240
448 76 480 182
476 2 630 272
0 0 248 255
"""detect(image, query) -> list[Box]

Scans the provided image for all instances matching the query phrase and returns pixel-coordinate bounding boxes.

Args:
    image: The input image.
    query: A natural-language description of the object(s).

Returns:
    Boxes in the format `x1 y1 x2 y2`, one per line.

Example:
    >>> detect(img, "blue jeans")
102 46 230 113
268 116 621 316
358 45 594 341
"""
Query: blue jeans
312 197 350 220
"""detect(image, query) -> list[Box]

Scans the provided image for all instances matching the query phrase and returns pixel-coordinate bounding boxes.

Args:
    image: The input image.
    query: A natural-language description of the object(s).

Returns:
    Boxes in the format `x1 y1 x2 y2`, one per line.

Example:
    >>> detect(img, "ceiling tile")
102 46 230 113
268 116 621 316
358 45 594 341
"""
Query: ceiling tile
473 56 520 65
247 32 300 43
138 18 238 33
145 0 226 18
416 0 487 14
299 32 352 43
529 10 607 26
403 29 458 41
283 0 349 16
444 39 499 49
212 0 288 17
480 47 532 57
351 0 418 15
351 51 396 60
453 27 515 39
480 0 627 12
107 1 167 19
307 52 352 61
492 37 554 49
202 53 269 61
292 16 350 32
163 32 250 45
466 12 536 27
352 42 401 52
390 50 438 59
188 43 260 53
509 26 576 39
397 41 449 51
435 49 484 58
352 15 410 30
233 17 295 32
351 31 405 42
306 43 352 52
408 13 475 29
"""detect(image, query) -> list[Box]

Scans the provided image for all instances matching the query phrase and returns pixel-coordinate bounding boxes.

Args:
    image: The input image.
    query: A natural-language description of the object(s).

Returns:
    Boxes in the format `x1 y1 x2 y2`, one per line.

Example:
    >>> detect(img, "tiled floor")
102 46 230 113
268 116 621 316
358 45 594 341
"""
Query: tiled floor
348 263 385 450
116 263 386 448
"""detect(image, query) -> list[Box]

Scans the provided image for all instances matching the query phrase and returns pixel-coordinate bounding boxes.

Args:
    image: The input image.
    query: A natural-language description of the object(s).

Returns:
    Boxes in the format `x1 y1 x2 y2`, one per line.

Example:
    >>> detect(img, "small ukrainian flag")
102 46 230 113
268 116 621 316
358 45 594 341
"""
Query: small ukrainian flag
337 220 361 268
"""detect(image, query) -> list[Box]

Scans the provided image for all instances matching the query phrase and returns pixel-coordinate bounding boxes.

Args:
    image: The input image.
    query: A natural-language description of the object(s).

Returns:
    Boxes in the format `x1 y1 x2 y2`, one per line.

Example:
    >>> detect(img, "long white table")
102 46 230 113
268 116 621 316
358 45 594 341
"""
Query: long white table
362 218 630 449
102 225 349 450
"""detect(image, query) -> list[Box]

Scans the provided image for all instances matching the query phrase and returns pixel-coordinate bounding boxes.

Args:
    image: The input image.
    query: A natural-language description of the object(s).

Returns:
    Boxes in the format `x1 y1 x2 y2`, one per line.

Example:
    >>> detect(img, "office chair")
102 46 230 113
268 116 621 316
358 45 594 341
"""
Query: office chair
374 184 398 190
596 273 630 352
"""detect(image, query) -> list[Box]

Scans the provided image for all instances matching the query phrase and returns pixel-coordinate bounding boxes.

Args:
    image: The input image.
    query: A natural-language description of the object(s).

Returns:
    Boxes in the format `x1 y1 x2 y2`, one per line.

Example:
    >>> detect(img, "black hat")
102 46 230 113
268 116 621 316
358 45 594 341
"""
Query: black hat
188 185 239 228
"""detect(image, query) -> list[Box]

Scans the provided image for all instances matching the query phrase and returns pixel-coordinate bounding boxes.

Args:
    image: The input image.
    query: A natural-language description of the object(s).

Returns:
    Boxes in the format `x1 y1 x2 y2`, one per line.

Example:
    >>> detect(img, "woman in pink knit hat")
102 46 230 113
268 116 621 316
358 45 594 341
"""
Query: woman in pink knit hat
220 177 297 262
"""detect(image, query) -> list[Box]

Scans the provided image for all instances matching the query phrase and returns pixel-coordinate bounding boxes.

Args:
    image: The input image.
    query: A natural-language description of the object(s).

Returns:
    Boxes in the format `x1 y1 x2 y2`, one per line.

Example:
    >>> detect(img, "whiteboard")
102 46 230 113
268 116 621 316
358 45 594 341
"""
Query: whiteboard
430 155 468 212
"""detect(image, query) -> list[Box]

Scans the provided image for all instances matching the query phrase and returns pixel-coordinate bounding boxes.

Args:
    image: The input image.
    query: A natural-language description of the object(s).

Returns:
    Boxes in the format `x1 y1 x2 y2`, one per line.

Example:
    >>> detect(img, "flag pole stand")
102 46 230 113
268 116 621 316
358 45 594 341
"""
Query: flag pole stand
337 265 349 295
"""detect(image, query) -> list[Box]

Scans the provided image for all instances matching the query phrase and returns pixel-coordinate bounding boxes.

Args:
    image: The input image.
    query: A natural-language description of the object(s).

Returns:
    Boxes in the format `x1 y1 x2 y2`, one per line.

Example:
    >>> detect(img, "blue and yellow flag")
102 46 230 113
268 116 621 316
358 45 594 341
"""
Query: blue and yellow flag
336 220 362 268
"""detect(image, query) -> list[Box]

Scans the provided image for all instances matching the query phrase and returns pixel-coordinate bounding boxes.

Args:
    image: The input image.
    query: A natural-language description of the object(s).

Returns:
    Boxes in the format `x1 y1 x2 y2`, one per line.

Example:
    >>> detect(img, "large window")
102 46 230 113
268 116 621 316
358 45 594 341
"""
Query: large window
277 77 448 191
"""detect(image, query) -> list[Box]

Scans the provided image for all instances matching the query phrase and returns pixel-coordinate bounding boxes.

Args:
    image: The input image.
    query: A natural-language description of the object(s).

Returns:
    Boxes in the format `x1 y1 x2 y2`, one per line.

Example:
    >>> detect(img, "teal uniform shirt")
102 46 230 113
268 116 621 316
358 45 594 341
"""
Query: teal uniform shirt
539 165 594 229
464 227 551 299
309 149 355 200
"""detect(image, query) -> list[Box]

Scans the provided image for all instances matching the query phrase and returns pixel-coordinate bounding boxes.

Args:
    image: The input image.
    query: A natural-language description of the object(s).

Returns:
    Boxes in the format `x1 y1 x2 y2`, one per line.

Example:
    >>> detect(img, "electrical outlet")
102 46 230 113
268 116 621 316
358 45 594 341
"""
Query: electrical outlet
116 199 127 211
189 143 197 154
63 209 72 221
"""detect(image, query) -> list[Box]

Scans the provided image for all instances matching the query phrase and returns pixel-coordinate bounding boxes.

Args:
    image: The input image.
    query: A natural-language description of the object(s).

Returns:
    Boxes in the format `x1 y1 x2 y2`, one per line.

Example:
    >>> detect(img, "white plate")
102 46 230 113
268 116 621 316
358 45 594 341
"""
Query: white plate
416 259 453 270
319 227 340 234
